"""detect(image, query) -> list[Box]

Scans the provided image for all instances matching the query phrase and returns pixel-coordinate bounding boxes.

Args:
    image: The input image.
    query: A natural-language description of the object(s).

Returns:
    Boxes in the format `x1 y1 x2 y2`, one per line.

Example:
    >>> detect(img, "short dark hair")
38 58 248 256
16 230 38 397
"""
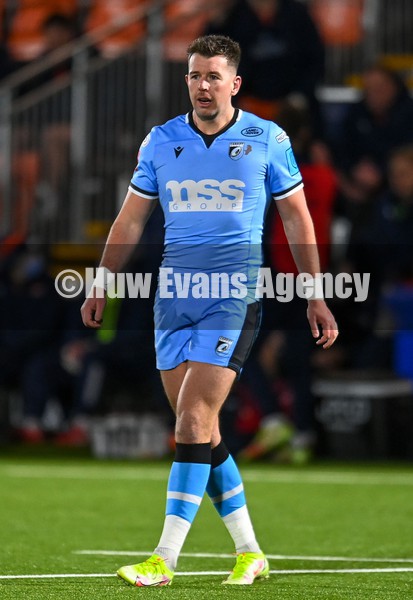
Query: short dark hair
187 35 241 70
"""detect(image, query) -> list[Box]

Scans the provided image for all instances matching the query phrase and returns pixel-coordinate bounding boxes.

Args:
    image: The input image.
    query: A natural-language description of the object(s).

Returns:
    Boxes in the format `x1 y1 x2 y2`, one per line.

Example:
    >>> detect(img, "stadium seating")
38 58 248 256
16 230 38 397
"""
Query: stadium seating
7 0 78 61
310 0 364 46
163 0 222 61
84 0 146 58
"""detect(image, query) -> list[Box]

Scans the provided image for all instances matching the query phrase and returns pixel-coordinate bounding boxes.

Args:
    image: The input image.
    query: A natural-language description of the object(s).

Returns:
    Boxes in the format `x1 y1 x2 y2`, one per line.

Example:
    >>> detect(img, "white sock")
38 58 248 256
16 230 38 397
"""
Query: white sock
154 514 191 570
222 506 261 553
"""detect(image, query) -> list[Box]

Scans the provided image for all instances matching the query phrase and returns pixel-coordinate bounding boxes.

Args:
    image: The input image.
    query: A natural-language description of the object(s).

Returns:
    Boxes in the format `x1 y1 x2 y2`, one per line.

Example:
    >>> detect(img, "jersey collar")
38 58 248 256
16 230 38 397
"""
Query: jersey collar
186 108 242 148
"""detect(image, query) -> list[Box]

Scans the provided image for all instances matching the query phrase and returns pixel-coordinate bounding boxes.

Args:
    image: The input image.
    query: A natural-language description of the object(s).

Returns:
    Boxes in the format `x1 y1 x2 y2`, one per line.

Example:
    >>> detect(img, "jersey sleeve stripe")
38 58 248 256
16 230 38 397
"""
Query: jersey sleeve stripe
128 183 159 199
272 181 304 200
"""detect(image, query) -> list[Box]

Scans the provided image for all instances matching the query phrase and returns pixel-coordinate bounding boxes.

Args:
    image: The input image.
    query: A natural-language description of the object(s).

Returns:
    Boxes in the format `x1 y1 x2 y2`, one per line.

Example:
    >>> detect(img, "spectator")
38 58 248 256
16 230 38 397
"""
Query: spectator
366 146 413 274
54 252 161 446
205 0 325 129
11 290 160 446
18 14 79 93
55 289 160 446
16 296 93 444
238 101 337 463
0 245 64 442
330 145 413 374
35 14 79 217
336 65 413 214
17 14 98 227
14 268 160 446
347 145 413 296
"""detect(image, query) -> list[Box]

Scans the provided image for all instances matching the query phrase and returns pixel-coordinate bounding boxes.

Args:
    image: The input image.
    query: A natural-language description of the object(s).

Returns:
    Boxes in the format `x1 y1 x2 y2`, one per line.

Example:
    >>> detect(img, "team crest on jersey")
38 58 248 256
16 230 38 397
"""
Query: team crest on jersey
215 336 234 355
229 142 245 160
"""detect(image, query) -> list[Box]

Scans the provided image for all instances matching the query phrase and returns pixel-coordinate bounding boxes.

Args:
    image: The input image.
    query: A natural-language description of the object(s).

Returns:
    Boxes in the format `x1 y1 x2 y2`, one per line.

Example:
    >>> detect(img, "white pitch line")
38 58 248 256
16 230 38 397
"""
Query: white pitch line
73 550 413 564
273 568 413 575
243 471 413 487
0 466 167 482
2 465 413 486
2 568 413 580
0 574 114 580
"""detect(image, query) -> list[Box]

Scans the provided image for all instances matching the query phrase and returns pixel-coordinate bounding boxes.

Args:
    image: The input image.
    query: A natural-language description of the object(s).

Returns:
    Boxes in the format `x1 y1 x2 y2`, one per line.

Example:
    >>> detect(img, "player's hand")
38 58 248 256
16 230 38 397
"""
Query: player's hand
81 287 107 328
307 299 338 349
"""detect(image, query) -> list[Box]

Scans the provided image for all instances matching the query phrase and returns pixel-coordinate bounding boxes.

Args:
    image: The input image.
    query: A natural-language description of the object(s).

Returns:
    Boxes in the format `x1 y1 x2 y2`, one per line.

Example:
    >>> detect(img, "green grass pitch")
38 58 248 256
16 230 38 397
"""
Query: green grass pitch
1 457 413 599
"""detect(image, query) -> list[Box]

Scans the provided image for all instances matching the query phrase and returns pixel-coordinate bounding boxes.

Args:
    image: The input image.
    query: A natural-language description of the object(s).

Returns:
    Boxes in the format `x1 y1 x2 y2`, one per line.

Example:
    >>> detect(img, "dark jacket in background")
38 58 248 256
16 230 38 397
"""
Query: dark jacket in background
206 0 325 101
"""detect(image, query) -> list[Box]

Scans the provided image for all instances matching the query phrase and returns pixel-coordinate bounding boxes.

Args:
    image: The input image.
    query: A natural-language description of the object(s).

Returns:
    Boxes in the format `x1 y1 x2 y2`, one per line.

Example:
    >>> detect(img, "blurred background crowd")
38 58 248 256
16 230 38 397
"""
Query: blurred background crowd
0 0 413 462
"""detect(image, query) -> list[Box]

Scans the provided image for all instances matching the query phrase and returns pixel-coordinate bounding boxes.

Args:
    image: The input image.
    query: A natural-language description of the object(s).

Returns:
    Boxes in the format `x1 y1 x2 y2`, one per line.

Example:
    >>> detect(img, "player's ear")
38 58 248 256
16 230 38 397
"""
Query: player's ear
231 75 242 96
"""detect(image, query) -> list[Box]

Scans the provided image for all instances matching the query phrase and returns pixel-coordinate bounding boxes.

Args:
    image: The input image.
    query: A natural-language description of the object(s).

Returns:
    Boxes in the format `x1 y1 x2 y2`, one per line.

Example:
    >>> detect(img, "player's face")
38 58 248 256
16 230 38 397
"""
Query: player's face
186 54 241 129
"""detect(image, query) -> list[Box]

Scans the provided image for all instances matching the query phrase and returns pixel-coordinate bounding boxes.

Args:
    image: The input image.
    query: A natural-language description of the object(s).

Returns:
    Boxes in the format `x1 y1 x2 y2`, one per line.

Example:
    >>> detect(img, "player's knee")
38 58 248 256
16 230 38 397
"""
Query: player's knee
175 409 213 443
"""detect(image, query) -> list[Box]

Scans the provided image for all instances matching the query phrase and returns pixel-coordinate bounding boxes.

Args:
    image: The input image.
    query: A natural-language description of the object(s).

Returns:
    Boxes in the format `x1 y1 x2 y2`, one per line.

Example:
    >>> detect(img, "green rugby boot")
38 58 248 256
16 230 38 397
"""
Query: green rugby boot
117 554 173 587
223 552 269 585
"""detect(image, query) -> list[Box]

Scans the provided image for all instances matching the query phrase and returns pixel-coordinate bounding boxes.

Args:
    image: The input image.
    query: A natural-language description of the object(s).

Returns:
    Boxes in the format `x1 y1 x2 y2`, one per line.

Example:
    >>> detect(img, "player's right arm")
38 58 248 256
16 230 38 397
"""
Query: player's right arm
80 190 156 328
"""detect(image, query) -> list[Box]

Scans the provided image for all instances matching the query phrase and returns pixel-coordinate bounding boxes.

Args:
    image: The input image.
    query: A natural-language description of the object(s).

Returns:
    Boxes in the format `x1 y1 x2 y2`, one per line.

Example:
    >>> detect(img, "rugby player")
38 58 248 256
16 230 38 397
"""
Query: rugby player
81 34 338 587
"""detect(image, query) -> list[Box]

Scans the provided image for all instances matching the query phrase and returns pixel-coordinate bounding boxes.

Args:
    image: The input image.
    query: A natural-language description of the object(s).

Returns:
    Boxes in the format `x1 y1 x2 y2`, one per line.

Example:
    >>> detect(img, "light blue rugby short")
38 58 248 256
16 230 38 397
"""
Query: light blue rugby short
154 292 262 374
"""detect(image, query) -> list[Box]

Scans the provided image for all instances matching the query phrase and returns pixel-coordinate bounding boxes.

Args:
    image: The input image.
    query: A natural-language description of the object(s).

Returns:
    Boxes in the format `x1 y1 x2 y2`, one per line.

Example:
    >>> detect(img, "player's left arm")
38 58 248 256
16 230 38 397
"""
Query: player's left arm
276 188 339 349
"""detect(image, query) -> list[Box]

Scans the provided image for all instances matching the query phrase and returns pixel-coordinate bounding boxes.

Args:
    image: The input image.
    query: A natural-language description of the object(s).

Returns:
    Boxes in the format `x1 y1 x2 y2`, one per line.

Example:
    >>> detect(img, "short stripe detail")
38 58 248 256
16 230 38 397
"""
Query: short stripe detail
167 491 202 506
228 301 262 374
210 483 244 504
214 490 246 518
166 461 210 523
272 181 303 200
222 505 248 524
166 499 199 522
128 183 158 199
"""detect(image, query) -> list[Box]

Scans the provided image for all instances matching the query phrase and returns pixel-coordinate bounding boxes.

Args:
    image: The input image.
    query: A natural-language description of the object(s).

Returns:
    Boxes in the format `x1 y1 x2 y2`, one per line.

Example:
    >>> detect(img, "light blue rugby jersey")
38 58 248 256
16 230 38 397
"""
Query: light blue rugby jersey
129 109 303 289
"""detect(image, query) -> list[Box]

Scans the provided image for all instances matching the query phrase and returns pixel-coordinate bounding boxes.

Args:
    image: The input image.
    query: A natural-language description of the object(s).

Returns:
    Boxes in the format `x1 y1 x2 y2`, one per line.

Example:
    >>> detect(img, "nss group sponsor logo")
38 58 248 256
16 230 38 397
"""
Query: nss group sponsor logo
166 178 245 212
241 127 263 137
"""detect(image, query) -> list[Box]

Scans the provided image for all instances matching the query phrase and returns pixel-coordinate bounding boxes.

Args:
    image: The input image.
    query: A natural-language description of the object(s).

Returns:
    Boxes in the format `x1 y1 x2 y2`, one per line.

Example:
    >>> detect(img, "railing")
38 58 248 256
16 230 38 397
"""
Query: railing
378 0 413 55
0 0 407 243
0 0 169 242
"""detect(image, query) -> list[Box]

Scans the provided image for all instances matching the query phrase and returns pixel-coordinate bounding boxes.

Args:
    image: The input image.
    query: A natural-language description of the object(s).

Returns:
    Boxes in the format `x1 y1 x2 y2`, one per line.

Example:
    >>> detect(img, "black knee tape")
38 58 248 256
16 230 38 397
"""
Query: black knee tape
211 440 230 468
175 442 211 464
